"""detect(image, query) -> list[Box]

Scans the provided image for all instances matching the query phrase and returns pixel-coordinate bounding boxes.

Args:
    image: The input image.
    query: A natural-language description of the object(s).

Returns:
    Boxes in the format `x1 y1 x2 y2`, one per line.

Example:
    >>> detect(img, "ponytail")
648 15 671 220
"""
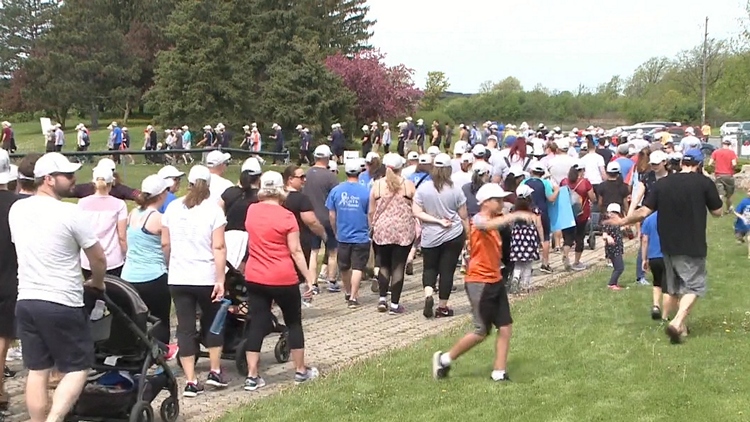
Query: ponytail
385 167 400 193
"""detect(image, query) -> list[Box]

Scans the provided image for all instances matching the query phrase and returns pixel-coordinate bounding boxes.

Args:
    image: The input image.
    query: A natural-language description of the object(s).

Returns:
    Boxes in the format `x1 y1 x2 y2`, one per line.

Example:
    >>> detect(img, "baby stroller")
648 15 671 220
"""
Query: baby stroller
65 276 180 422
176 231 290 374
586 203 602 250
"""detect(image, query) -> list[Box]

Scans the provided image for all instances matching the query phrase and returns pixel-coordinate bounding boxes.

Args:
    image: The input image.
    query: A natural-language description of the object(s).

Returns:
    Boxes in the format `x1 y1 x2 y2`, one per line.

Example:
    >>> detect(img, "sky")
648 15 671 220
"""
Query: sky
368 0 746 94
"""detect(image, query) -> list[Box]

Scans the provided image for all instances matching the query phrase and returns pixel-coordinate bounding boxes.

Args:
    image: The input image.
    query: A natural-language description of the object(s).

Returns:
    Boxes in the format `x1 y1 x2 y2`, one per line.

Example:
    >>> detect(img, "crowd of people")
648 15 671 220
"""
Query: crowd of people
0 116 740 421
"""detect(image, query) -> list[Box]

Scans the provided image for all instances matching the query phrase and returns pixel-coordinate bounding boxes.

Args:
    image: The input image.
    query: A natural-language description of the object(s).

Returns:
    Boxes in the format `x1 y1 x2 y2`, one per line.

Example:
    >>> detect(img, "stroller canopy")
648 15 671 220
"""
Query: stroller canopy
104 275 149 317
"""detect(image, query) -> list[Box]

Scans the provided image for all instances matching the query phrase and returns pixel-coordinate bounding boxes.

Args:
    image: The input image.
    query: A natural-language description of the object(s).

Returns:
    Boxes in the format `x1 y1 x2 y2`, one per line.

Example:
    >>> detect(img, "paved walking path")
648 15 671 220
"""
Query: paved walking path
4 239 637 421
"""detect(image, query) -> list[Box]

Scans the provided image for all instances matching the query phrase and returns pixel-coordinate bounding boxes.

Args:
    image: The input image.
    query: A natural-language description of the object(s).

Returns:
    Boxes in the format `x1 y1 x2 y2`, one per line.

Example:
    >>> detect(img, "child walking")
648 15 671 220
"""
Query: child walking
733 188 750 258
431 184 535 382
641 211 668 320
509 185 545 293
602 203 625 290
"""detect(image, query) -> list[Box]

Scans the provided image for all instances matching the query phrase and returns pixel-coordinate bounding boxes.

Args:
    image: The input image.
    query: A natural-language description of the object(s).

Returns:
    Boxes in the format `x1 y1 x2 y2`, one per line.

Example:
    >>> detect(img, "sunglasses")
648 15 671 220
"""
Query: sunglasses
293 174 307 180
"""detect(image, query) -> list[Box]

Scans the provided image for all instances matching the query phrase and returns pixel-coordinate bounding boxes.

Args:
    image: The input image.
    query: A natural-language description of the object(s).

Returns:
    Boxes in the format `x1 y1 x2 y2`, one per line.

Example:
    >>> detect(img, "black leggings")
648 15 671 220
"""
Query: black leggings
421 231 466 301
649 258 665 289
169 285 224 357
562 220 587 253
245 283 304 352
375 244 410 304
129 274 171 346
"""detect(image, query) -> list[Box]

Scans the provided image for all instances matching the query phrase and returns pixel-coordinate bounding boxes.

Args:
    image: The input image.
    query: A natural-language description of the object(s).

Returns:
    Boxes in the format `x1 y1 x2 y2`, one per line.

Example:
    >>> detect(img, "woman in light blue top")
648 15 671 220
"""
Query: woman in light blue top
121 174 177 358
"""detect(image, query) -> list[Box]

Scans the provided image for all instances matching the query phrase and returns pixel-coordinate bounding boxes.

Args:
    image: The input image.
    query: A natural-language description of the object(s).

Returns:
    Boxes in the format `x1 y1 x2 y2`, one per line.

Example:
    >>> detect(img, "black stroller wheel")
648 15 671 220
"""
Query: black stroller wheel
274 336 290 363
129 401 154 422
235 340 248 375
159 396 180 422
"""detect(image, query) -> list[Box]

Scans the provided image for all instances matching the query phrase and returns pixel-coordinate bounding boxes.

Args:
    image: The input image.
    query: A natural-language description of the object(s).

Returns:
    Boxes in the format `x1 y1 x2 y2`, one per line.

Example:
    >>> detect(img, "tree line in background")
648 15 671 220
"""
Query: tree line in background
2 0 750 139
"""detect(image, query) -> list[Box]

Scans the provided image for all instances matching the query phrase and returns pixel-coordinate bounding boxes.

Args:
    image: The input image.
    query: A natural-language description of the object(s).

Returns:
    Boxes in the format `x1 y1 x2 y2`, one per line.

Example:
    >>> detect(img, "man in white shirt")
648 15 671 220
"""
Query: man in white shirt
547 139 577 185
205 150 235 204
579 140 606 186
402 151 419 180
450 155 474 188
679 127 702 153
450 144 466 174
8 152 106 422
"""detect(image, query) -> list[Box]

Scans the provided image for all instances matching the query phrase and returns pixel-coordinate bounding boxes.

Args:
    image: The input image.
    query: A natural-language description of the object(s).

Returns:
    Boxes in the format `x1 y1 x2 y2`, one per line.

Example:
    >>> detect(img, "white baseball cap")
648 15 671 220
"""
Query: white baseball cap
328 161 338 172
606 203 622 214
427 146 441 156
313 144 332 158
365 152 379 163
507 166 525 178
260 171 284 189
205 150 231 167
0 149 10 185
530 162 546 174
472 144 487 157
92 166 114 184
571 159 584 170
418 154 433 165
516 184 534 198
8 164 18 183
433 153 452 168
476 183 511 205
407 151 419 160
382 153 404 170
649 150 668 164
34 152 82 178
141 174 171 196
453 144 466 155
97 158 116 172
472 162 492 175
460 154 474 164
157 165 185 179
188 165 211 184
554 138 570 150
606 161 621 174
241 157 262 175
345 159 363 174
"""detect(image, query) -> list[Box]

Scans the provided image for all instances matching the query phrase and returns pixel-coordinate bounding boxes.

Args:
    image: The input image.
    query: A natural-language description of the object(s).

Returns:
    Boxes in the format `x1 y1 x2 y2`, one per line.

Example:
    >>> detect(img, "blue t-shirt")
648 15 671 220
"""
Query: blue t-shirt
159 191 177 214
113 127 123 146
407 171 431 186
735 198 750 233
641 212 662 259
325 181 370 244
521 177 553 214
615 157 634 180
358 171 372 189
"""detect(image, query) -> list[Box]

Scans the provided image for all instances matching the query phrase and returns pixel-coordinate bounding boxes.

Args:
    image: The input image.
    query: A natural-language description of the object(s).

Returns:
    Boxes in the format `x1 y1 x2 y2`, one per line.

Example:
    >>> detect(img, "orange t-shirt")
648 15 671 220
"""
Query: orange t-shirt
711 148 737 176
465 215 502 284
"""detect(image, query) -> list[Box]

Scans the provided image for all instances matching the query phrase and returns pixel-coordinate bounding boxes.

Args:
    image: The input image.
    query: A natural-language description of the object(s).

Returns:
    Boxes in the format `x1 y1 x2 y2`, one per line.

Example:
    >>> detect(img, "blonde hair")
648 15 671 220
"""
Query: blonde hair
94 179 111 193
385 167 401 193
184 179 210 209
257 186 288 202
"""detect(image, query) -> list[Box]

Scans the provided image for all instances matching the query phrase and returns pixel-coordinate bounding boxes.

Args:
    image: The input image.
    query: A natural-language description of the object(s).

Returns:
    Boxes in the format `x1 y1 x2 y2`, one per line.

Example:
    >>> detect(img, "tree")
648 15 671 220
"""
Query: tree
624 57 671 97
675 39 727 96
297 0 375 55
0 0 59 78
325 49 421 123
420 71 449 111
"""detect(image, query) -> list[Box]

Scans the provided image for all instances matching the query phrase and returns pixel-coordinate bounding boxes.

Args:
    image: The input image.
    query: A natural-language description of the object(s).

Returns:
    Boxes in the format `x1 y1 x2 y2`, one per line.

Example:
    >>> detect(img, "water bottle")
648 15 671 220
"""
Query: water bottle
90 300 106 321
209 299 232 335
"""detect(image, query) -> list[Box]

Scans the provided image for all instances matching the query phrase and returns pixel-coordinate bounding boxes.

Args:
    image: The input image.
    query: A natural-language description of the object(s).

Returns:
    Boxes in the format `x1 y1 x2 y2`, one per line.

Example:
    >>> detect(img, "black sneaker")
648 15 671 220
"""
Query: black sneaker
183 382 204 398
311 284 320 295
431 351 451 379
4 366 15 378
405 261 414 276
347 299 361 309
435 307 454 318
377 299 387 313
206 370 228 388
540 264 553 274
344 294 351 302
451 284 458 292
423 296 434 318
491 373 512 382
243 376 266 391
650 306 662 320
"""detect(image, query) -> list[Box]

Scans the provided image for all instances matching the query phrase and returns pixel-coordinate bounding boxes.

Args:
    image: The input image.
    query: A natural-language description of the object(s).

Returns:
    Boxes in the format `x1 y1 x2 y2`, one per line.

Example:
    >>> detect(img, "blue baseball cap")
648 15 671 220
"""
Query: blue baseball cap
505 135 517 147
682 149 703 164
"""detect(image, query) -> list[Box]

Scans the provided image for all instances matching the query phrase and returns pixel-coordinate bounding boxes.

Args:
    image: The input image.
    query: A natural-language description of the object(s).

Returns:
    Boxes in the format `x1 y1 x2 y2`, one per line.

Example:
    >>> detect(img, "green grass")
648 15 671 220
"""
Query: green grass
220 216 750 422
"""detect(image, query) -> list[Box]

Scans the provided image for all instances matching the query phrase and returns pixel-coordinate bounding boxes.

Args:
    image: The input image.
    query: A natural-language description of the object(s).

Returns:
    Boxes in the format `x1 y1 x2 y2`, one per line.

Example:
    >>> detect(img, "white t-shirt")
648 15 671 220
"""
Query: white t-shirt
209 174 234 205
450 158 462 174
680 136 701 152
580 152 605 185
450 170 472 188
162 197 227 287
547 154 577 185
9 196 98 307
402 165 417 180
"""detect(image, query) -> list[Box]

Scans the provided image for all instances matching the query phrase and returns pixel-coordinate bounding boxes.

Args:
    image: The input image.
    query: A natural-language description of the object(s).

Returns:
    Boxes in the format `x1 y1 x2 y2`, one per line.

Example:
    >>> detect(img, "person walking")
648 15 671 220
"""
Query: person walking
560 161 595 271
708 139 738 215
8 152 107 422
0 149 19 415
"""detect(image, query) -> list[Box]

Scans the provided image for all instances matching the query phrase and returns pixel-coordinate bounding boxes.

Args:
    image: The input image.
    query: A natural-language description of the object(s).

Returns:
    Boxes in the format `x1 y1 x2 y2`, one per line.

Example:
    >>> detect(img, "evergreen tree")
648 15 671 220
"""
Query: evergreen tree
0 0 59 78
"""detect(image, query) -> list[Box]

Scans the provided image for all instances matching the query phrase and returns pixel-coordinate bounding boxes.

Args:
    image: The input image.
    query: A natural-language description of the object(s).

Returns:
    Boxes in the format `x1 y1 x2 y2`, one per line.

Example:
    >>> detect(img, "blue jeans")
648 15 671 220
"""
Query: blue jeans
609 255 624 286
636 246 645 280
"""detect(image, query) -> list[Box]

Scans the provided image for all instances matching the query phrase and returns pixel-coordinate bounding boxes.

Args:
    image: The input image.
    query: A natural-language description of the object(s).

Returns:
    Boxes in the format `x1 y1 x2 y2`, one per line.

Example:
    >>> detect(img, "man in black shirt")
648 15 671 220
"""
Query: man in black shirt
607 149 722 344
595 137 614 164
596 162 629 212
0 149 19 413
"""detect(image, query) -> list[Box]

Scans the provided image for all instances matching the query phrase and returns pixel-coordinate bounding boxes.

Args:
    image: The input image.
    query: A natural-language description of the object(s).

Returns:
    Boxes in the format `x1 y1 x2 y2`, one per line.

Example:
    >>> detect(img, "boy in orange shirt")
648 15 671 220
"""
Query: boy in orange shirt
432 184 535 382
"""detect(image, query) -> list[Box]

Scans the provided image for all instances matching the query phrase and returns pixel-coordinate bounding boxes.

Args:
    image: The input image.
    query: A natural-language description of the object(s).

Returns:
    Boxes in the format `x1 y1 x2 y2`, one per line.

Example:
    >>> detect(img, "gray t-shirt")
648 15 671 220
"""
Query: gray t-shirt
414 180 467 248
303 166 339 227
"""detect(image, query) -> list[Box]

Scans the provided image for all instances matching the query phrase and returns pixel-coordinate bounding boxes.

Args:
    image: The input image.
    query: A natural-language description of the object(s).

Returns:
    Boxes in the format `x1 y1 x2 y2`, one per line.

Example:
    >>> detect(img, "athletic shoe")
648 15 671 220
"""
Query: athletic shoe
540 264 553 274
571 263 587 271
405 261 414 276
491 373 512 382
295 367 319 384
608 285 623 291
377 299 388 313
164 344 179 361
347 299 361 309
423 296 434 318
370 279 379 293
183 382 204 398
388 304 405 315
344 294 351 302
206 370 228 388
435 307 454 318
432 351 451 380
327 282 341 293
3 366 15 378
636 278 650 286
650 306 662 320
311 284 320 295
562 256 572 271
244 376 266 391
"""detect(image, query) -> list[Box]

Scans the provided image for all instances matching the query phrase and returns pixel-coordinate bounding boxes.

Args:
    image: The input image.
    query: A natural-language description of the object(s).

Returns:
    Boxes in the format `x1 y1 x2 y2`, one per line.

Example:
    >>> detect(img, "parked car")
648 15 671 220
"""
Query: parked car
720 122 742 137
637 121 681 128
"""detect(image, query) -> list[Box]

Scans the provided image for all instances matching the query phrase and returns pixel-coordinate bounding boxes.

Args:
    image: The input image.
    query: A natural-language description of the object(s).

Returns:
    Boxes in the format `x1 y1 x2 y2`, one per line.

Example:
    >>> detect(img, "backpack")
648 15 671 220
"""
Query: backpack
569 180 584 217
82 131 90 146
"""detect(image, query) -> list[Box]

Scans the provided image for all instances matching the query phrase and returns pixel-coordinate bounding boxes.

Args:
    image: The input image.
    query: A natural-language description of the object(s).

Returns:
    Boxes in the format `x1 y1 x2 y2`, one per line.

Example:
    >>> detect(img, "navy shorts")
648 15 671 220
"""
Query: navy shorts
540 212 551 241
15 300 94 373
310 224 338 252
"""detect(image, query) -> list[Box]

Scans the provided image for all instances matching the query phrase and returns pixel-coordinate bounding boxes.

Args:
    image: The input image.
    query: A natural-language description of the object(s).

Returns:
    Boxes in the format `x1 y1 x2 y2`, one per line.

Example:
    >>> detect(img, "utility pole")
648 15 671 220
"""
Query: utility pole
701 16 709 126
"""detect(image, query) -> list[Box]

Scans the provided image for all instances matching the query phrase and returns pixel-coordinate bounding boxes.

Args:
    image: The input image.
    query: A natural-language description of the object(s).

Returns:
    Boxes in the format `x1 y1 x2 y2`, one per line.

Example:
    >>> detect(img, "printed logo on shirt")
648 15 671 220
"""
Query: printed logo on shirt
338 192 362 209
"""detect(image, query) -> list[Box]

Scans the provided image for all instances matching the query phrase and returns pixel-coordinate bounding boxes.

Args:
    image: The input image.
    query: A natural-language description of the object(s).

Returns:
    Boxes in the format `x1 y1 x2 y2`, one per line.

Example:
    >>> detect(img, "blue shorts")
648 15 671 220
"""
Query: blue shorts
310 224 338 251
540 213 551 241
